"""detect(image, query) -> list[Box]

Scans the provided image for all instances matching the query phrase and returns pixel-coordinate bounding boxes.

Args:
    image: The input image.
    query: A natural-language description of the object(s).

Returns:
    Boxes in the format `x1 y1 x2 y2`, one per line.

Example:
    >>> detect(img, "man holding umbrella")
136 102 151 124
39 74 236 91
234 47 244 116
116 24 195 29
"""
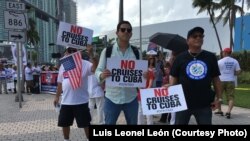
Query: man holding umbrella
167 27 222 125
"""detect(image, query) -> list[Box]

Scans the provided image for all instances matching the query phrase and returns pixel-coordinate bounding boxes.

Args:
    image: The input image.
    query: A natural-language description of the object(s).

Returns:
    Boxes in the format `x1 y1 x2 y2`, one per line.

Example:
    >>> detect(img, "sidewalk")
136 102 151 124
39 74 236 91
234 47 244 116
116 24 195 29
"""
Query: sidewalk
0 93 250 141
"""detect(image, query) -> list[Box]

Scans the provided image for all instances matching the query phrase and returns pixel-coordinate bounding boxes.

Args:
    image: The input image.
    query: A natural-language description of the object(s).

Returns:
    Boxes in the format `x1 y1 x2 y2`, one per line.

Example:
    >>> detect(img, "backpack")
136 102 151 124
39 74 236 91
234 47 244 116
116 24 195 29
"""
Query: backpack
105 45 140 60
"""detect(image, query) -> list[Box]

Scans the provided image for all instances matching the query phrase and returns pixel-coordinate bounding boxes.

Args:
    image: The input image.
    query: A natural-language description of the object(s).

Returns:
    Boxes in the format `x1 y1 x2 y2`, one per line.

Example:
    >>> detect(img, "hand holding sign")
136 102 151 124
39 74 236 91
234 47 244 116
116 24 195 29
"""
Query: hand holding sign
100 69 112 80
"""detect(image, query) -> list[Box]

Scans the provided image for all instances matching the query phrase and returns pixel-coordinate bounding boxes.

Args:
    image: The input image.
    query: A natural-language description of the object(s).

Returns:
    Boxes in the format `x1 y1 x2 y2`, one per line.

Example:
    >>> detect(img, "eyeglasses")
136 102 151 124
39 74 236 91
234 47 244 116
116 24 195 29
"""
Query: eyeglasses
120 28 132 33
191 34 204 39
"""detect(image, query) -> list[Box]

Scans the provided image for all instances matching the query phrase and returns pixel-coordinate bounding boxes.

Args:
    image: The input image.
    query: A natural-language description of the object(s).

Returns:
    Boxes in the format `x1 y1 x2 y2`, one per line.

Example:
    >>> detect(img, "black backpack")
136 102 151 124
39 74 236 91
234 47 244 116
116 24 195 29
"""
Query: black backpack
105 45 140 60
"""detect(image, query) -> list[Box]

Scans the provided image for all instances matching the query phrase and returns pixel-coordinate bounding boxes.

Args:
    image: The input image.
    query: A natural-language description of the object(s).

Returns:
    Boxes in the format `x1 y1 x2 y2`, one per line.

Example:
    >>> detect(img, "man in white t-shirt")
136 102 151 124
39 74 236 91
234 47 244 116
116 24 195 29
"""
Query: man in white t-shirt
25 63 34 94
215 48 241 119
53 46 97 141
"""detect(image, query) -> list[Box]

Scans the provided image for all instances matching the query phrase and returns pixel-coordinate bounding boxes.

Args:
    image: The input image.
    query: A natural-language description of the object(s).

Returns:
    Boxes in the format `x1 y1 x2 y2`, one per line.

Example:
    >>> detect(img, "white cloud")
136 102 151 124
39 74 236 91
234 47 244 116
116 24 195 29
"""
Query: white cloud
77 0 210 36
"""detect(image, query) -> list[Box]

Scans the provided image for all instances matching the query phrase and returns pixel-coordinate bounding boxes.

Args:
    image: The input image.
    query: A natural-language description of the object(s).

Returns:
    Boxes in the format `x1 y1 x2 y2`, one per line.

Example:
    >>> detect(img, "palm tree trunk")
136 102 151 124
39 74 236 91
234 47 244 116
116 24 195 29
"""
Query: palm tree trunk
229 1 235 49
208 9 223 57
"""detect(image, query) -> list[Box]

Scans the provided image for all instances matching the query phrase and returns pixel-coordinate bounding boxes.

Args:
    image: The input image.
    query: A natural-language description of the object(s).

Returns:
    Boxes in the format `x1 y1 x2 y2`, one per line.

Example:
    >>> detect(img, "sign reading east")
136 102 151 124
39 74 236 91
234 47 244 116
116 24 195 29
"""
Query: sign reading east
6 1 26 11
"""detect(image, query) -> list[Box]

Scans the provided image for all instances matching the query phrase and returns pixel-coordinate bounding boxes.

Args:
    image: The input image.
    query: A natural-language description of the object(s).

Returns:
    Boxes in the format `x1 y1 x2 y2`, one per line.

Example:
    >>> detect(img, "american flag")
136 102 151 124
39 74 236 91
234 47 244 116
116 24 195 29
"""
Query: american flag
60 51 82 89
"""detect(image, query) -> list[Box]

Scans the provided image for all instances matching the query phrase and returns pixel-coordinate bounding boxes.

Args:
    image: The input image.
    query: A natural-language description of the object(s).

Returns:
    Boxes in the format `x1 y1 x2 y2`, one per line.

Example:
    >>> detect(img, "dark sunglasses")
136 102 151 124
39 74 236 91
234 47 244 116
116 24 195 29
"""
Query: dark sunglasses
67 48 77 53
191 34 204 39
120 28 132 33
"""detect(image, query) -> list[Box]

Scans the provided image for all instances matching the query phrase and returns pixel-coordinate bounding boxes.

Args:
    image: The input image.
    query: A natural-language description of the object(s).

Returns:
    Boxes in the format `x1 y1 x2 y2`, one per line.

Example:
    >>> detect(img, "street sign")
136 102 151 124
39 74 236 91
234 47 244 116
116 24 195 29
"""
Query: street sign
6 1 25 11
4 10 27 30
8 31 26 43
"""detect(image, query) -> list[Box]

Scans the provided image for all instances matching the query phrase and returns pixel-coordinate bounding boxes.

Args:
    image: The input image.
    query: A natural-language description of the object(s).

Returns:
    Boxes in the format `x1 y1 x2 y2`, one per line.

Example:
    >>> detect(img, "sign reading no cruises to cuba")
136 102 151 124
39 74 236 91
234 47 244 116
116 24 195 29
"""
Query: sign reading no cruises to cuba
56 21 93 49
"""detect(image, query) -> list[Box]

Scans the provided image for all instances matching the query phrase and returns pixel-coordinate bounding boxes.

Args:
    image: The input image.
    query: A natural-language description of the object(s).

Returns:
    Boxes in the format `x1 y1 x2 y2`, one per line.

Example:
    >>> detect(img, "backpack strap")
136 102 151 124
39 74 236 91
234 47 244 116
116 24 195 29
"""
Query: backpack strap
131 45 140 60
105 45 140 60
105 45 113 58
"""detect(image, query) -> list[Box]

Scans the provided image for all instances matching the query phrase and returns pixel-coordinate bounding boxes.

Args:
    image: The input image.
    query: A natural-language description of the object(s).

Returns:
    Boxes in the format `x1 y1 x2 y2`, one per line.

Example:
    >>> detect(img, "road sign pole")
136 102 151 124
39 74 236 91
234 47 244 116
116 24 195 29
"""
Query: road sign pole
17 42 22 108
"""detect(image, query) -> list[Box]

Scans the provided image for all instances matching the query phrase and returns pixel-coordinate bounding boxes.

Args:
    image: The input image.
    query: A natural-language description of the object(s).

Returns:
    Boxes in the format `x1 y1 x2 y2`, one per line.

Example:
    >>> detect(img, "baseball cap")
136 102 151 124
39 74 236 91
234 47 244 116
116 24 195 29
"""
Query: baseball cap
223 47 232 54
187 26 204 38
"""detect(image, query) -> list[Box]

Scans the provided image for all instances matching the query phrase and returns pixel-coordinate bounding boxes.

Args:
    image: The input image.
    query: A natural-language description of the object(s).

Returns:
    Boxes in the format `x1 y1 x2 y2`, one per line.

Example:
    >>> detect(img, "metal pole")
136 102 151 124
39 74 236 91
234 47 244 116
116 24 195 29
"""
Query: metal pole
119 0 124 22
139 0 142 53
17 43 22 108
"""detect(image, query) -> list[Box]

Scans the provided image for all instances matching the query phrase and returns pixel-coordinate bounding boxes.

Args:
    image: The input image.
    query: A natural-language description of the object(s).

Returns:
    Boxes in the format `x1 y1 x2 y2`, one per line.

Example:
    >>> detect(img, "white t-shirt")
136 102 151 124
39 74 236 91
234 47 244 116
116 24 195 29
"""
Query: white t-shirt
57 59 93 105
218 56 241 81
32 66 41 75
0 69 6 79
88 74 104 98
25 67 33 81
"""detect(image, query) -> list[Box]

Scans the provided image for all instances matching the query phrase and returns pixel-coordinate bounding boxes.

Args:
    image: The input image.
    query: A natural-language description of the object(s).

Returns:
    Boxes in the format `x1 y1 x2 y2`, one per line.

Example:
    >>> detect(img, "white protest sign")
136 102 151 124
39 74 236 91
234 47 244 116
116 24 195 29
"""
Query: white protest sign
106 58 147 87
56 21 93 49
140 84 187 115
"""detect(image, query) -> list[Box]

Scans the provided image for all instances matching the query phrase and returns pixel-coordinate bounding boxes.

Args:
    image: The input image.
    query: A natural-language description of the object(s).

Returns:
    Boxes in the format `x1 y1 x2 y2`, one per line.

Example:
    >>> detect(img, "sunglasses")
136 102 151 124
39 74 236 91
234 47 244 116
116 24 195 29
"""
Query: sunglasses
67 48 77 53
120 28 132 33
191 34 204 39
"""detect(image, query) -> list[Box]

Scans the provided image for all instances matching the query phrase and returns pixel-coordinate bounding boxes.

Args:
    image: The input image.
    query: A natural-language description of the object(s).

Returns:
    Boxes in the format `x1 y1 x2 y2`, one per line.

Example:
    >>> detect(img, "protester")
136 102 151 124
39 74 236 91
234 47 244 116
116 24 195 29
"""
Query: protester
95 21 142 125
32 62 41 94
53 46 97 141
155 51 165 87
138 56 155 125
25 63 34 94
159 51 180 124
165 27 222 125
87 45 105 125
0 63 7 94
12 65 17 93
216 47 241 119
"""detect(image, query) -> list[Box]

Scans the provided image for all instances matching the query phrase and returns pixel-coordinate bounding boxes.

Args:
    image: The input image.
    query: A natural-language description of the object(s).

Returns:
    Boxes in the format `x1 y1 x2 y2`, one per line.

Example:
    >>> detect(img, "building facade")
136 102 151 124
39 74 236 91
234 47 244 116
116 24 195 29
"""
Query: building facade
0 0 77 64
0 0 9 42
235 14 250 52
104 17 231 55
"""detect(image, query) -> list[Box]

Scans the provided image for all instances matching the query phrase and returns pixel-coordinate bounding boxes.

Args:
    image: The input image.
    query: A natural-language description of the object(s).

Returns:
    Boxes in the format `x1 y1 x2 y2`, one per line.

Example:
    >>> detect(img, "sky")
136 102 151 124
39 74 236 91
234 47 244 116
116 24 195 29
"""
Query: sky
76 0 248 36
76 0 208 36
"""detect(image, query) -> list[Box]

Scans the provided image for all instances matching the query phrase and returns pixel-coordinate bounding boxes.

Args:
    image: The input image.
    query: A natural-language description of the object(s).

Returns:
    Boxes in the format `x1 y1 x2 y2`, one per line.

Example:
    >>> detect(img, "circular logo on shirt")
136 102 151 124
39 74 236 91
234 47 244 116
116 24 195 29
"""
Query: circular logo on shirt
186 60 207 80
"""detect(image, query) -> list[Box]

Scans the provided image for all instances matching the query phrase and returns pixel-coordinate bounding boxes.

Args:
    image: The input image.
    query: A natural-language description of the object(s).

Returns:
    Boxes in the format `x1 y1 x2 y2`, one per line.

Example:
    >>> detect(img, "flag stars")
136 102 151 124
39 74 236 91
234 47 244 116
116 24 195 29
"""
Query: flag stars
61 56 76 71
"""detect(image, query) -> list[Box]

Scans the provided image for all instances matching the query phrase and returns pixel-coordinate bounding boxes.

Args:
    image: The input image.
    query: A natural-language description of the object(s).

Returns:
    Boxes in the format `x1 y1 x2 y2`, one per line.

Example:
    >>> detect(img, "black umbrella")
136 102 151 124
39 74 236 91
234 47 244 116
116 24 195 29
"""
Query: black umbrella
149 32 188 53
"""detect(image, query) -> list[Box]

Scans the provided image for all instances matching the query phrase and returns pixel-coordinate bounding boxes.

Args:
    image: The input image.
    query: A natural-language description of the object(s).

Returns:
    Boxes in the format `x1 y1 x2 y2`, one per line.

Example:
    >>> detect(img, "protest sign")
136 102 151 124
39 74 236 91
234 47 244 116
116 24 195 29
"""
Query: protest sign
56 21 93 49
140 84 187 115
106 58 147 87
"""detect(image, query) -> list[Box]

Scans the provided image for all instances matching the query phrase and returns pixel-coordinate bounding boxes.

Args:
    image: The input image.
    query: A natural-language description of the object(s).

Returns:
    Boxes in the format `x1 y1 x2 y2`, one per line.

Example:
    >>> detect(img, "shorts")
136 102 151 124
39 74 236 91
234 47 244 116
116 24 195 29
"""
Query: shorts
58 103 91 128
222 81 235 101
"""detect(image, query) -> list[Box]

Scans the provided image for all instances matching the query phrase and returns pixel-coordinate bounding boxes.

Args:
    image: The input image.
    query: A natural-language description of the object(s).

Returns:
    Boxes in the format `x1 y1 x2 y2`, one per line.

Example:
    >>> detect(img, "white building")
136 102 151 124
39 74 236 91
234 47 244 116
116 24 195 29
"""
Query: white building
104 18 230 55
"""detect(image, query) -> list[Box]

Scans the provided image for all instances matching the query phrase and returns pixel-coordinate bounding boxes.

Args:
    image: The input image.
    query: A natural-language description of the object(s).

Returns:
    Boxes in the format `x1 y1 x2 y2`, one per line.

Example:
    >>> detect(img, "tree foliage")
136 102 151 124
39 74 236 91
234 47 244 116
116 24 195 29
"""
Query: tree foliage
26 18 40 46
192 0 223 54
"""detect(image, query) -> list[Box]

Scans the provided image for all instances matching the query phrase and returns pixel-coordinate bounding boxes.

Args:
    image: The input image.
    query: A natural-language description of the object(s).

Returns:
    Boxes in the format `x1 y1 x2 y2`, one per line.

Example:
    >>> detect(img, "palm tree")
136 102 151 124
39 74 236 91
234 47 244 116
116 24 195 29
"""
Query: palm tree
216 0 244 49
27 18 40 46
26 18 40 61
192 0 223 55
